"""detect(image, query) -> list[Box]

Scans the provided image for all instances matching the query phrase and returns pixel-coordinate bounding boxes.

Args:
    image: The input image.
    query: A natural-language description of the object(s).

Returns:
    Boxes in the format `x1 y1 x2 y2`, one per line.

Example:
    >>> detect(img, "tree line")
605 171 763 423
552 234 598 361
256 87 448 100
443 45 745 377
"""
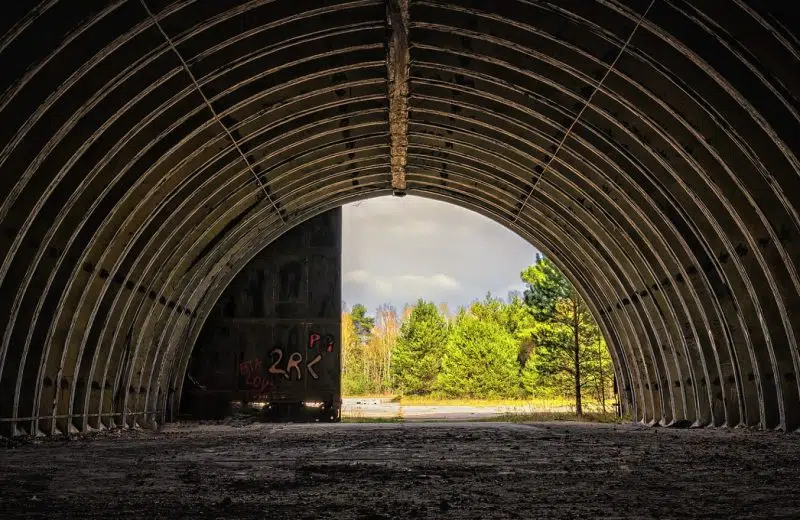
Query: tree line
341 257 615 415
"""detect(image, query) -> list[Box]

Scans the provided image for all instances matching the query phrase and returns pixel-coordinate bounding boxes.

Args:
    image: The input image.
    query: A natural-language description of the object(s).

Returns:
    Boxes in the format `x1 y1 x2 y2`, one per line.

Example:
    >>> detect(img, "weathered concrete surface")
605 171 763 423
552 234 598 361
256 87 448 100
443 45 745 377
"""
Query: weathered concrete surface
2 422 798 519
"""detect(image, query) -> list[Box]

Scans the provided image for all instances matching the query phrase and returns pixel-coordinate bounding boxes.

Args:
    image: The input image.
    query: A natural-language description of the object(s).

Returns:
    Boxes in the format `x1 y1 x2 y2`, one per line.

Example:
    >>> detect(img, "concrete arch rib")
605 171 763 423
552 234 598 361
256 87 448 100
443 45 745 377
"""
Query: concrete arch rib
0 0 798 434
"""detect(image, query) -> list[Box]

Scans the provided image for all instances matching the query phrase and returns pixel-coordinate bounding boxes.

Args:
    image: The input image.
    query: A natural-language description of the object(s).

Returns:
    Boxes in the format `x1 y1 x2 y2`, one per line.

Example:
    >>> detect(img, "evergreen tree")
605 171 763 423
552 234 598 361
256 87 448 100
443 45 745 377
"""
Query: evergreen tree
520 321 574 398
520 257 612 415
521 258 571 321
390 300 448 395
350 303 375 345
437 313 521 398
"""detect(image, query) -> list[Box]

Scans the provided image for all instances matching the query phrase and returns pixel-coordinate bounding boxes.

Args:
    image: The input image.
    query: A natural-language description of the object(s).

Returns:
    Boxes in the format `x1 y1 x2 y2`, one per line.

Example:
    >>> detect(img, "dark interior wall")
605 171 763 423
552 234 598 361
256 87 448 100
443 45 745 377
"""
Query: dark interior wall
181 208 342 419
0 1 798 435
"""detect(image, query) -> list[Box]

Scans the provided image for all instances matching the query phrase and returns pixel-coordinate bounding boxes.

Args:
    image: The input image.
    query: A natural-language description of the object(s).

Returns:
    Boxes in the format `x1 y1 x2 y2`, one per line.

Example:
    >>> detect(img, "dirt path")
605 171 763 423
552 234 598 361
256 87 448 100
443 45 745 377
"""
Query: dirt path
1 422 799 519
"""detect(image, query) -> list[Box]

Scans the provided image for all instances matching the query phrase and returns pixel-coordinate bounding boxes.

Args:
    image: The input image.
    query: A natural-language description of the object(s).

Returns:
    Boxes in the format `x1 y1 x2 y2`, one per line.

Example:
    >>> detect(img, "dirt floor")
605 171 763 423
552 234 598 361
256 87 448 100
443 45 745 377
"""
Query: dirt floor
1 421 799 519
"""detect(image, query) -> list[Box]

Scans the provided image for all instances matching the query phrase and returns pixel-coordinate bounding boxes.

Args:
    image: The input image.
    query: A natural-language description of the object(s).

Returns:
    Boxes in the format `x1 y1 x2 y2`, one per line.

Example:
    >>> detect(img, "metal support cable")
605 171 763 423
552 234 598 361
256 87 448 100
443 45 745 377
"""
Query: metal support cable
513 0 656 223
139 0 286 224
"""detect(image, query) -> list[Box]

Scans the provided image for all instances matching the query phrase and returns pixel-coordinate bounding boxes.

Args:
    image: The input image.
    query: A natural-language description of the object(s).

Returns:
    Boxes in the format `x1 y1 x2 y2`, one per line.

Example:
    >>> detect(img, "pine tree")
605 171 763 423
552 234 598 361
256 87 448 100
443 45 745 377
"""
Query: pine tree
520 321 574 398
350 303 375 345
520 257 612 415
390 300 448 395
437 313 521 398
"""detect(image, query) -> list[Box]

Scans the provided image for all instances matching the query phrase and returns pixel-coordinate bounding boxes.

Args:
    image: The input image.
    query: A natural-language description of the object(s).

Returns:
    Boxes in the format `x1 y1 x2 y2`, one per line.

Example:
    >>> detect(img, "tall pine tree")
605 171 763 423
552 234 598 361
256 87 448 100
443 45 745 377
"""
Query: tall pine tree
390 300 448 395
521 257 608 415
437 313 521 398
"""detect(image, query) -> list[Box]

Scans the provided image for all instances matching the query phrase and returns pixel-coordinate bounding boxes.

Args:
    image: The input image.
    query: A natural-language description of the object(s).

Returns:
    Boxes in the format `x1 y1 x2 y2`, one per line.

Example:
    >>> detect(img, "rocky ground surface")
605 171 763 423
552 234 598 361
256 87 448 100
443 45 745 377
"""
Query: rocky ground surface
1 421 799 519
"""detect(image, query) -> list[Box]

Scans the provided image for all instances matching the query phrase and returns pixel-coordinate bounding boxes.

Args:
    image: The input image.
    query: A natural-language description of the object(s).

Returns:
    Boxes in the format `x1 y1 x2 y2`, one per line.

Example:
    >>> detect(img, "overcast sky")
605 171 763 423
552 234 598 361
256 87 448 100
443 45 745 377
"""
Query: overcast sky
342 196 539 314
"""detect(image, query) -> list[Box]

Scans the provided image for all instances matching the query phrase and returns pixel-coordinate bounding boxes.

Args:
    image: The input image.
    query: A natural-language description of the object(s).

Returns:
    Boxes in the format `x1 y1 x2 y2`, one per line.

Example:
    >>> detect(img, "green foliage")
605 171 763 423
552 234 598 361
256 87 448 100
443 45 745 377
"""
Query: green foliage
351 303 375 343
437 313 521 398
342 371 373 396
390 300 449 395
521 321 573 397
521 258 572 321
519 257 615 414
340 256 615 414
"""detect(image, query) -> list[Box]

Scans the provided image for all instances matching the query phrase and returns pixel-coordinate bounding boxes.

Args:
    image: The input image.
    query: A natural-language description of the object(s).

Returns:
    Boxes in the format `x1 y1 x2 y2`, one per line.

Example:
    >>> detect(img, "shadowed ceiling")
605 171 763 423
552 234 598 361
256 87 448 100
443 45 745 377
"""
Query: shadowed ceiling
0 0 798 435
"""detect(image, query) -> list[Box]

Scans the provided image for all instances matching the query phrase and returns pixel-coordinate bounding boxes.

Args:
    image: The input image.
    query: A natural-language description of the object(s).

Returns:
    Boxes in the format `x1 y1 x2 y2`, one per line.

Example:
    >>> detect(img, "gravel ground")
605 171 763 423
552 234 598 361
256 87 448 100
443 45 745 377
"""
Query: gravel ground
1 421 799 519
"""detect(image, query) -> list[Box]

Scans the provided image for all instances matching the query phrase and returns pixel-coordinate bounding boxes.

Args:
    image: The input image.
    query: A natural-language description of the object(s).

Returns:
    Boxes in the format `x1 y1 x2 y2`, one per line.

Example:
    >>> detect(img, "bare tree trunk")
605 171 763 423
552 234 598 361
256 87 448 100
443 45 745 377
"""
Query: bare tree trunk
597 335 606 413
573 298 582 417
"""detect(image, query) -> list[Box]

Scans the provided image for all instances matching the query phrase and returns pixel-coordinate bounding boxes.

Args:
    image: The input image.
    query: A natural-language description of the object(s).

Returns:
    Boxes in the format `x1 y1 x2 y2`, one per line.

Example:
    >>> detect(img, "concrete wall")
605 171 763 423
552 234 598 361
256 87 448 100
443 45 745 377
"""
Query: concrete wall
181 209 341 419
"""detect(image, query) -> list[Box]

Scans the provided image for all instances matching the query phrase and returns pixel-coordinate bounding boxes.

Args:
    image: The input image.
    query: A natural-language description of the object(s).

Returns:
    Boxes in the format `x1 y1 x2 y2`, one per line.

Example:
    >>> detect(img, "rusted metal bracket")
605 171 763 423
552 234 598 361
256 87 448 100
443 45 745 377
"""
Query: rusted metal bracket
387 0 410 196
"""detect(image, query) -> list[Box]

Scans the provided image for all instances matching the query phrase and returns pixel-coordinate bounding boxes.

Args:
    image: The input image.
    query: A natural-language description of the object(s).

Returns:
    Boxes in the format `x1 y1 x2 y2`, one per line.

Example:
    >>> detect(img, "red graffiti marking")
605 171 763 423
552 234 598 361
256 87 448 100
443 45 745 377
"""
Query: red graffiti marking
239 357 273 394
239 358 262 378
308 332 335 353
245 375 274 394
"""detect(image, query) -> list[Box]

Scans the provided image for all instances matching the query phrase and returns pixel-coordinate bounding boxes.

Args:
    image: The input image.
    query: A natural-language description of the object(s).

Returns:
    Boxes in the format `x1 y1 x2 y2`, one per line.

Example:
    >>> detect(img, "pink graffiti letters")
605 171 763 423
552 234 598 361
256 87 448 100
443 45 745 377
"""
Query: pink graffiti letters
307 354 322 379
238 357 262 378
238 333 335 392
239 357 273 394
308 332 335 353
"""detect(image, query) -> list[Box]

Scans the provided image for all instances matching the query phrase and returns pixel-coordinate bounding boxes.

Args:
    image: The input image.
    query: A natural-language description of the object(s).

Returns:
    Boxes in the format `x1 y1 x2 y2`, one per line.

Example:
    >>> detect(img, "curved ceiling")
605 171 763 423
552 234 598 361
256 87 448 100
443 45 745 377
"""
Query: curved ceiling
0 0 798 435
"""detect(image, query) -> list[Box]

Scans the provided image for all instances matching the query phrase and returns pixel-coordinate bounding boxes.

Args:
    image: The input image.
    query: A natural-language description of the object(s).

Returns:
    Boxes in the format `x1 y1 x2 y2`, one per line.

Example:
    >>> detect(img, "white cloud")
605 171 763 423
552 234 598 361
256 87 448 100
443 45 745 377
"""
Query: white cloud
342 195 539 312
374 278 394 295
430 274 460 289
343 269 371 283
345 270 460 294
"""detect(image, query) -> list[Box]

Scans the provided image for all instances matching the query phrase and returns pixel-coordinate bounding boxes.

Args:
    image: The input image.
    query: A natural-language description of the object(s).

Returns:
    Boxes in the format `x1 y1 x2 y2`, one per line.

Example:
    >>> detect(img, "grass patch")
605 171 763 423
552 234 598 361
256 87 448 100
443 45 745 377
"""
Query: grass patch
480 411 624 424
340 416 405 423
341 406 404 423
393 395 578 408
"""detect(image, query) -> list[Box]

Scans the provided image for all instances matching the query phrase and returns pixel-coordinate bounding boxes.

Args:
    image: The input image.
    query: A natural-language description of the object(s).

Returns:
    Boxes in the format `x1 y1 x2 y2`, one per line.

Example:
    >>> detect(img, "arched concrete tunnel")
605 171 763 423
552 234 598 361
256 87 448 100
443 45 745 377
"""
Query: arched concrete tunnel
0 0 798 437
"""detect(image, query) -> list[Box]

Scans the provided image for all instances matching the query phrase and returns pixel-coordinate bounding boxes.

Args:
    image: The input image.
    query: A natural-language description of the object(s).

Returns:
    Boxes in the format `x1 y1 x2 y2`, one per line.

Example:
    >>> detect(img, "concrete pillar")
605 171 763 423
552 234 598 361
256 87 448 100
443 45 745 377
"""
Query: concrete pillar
181 208 342 420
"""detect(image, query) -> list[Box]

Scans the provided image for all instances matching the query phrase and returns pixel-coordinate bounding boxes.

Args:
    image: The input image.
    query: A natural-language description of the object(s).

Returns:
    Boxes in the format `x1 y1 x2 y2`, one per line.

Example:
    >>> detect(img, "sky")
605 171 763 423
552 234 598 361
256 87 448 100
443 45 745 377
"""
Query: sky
342 196 540 314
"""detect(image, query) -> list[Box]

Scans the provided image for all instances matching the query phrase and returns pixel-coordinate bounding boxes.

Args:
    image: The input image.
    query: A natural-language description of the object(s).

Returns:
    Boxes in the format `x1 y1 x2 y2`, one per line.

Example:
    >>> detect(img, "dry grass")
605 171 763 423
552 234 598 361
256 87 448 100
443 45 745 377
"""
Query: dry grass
392 395 616 411
340 406 404 423
340 416 405 423
479 410 625 424
340 395 624 424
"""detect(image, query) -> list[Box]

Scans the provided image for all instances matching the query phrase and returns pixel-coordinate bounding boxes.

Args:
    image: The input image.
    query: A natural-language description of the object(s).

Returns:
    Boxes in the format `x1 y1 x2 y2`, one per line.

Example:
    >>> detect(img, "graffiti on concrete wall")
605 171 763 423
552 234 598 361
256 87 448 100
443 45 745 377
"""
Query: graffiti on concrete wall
306 332 335 379
238 332 336 395
239 357 274 394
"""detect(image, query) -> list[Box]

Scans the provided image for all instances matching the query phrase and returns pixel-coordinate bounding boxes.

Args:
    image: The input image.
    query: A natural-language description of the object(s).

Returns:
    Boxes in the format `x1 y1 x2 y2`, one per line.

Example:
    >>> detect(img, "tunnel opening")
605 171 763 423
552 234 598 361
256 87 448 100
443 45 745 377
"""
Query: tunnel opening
178 196 624 426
